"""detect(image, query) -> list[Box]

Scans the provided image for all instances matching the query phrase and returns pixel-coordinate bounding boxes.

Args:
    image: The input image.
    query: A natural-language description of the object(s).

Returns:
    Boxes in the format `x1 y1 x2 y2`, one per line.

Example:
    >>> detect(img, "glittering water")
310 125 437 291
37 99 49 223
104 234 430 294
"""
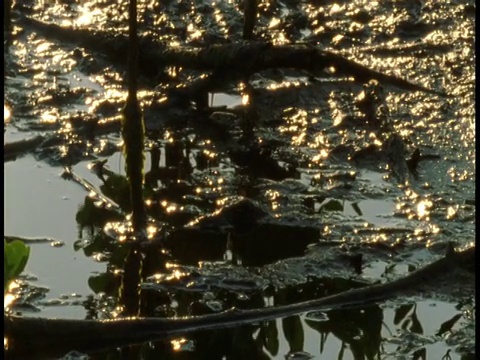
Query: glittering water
4 0 474 358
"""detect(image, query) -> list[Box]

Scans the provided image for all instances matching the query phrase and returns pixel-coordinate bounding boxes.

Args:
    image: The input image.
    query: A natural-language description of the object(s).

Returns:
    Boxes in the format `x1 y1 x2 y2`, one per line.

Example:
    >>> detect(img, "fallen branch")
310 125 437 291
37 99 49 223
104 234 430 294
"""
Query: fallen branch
3 135 47 159
3 117 122 162
5 246 474 357
354 42 452 57
19 16 448 96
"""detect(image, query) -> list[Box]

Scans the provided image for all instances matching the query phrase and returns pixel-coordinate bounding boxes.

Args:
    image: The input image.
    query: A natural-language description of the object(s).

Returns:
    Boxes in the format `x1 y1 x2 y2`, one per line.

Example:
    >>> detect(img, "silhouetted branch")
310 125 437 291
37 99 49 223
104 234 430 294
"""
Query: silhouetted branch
5 246 474 358
19 17 449 97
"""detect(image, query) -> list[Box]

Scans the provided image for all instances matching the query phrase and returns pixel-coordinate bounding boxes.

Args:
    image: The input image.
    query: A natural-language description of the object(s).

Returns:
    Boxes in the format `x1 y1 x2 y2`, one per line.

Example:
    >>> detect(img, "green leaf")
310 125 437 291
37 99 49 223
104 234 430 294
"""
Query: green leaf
4 239 30 293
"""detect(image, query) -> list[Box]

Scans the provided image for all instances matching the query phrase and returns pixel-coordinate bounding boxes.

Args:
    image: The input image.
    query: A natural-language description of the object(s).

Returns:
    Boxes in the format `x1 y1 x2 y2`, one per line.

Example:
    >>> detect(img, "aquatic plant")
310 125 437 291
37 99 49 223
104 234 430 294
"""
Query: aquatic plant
4 239 30 294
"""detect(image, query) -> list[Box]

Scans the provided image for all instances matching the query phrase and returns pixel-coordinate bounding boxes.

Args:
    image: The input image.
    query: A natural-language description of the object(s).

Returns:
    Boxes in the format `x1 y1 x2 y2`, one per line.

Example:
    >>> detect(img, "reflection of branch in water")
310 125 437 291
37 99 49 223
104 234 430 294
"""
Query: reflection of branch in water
305 304 382 359
381 321 395 337
338 341 347 359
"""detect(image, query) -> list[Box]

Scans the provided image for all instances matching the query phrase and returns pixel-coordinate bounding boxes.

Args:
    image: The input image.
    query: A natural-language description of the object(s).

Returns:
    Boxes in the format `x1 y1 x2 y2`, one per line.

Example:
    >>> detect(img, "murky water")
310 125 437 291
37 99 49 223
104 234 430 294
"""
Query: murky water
4 0 475 358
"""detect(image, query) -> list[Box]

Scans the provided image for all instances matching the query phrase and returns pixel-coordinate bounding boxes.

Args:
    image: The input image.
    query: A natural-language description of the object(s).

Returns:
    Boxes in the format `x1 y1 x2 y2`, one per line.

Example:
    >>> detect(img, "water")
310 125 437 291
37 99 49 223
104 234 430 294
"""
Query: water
4 0 475 358
4 156 105 318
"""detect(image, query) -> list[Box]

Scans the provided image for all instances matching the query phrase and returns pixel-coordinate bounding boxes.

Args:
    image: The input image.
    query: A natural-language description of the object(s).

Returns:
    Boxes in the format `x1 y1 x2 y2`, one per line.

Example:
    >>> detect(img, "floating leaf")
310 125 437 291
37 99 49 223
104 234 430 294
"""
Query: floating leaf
321 199 344 212
305 311 329 322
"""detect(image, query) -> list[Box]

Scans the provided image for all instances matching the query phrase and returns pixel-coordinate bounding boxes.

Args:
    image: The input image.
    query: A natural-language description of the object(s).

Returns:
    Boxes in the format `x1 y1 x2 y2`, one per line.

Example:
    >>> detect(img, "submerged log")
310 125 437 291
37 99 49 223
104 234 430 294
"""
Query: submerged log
18 16 448 96
5 246 474 358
